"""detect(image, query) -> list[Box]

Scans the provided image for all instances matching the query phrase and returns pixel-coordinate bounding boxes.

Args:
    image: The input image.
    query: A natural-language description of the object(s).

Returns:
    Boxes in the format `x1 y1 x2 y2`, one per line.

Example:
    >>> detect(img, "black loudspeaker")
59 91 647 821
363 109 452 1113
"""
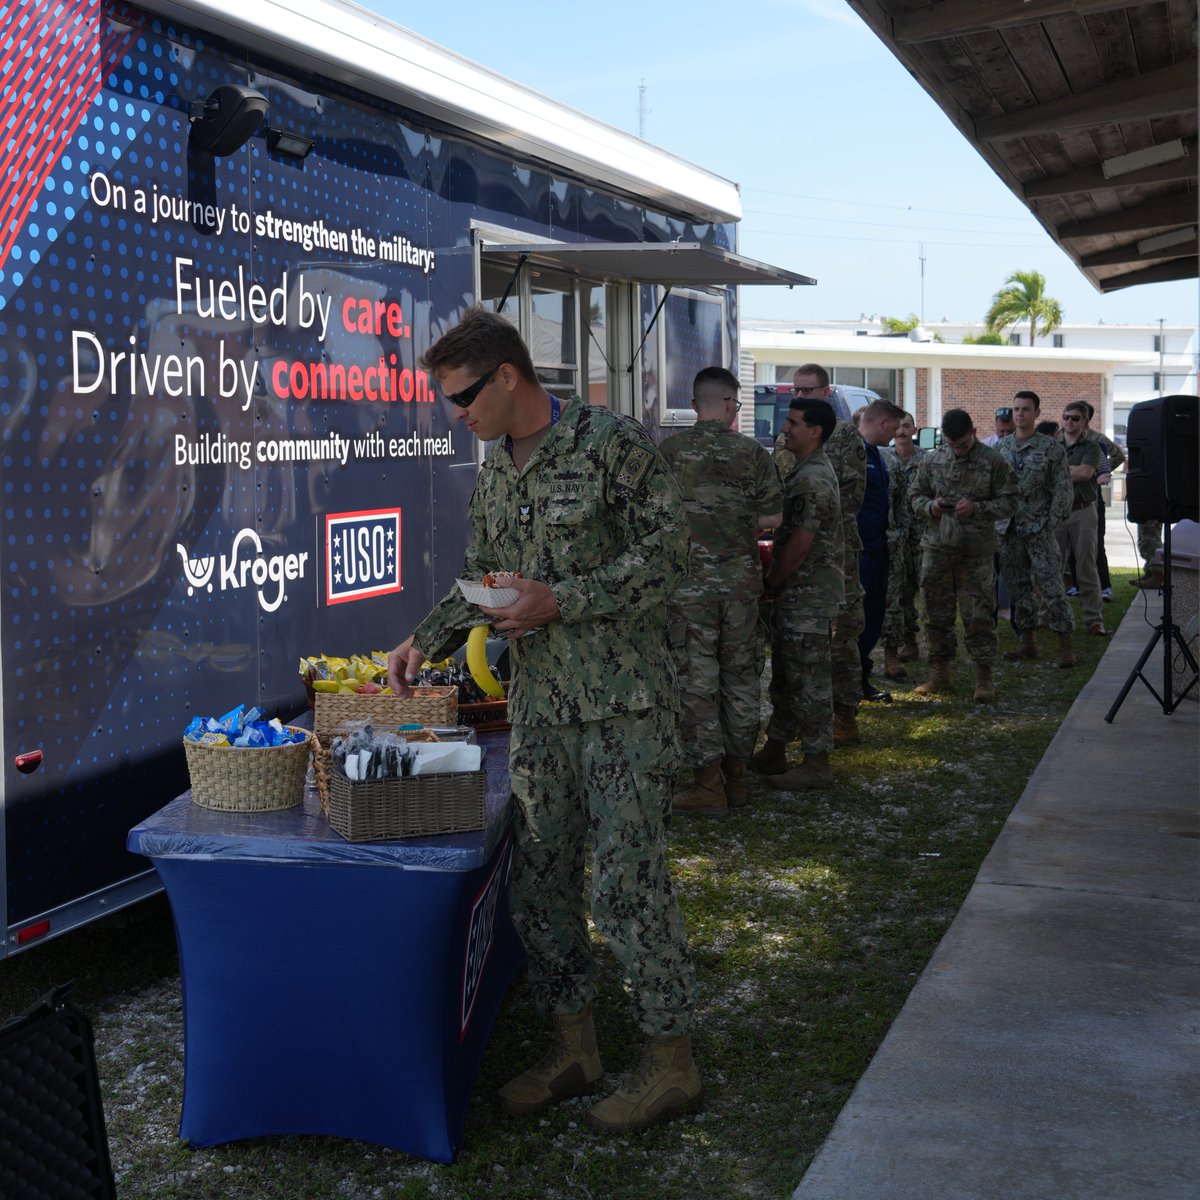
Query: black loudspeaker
1125 394 1199 523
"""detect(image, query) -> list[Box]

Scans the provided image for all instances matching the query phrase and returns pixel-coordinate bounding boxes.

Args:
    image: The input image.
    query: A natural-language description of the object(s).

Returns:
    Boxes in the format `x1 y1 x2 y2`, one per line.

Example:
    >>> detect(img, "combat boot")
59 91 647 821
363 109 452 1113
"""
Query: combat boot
1005 630 1038 661
914 656 953 695
832 706 860 746
749 738 788 775
497 1005 604 1115
671 762 727 817
585 1034 702 1134
768 752 832 791
721 756 749 807
973 664 996 702
898 639 920 662
1057 631 1077 668
883 648 908 679
1132 566 1164 589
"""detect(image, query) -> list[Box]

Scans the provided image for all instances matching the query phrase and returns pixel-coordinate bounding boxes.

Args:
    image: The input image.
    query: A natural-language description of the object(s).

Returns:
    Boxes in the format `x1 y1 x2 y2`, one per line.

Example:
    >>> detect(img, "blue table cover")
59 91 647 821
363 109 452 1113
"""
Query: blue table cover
127 727 523 1163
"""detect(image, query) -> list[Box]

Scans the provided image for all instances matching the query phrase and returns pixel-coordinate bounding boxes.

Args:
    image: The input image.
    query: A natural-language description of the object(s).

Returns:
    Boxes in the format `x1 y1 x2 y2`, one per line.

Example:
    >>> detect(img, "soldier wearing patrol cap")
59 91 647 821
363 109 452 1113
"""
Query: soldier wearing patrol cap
660 366 783 815
388 308 701 1134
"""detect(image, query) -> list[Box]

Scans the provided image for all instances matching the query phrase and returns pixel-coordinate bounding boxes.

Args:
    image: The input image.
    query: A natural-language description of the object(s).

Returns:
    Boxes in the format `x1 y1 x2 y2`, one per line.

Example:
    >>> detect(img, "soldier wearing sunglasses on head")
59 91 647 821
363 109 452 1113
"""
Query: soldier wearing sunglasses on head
388 308 701 1133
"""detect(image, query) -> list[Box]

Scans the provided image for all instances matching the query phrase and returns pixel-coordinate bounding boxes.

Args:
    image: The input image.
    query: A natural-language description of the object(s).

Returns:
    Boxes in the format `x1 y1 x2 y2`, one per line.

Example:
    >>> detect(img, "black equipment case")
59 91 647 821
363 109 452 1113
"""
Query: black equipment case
0 983 116 1199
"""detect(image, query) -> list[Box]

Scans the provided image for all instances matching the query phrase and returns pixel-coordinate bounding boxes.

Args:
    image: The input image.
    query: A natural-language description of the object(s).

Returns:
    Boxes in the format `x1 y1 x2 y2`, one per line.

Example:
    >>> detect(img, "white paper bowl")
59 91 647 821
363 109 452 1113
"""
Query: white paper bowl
456 577 520 607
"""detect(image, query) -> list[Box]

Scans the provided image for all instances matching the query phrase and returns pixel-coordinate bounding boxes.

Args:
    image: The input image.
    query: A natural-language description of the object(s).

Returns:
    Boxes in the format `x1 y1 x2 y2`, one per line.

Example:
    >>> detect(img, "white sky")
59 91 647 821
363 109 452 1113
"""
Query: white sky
364 0 1199 330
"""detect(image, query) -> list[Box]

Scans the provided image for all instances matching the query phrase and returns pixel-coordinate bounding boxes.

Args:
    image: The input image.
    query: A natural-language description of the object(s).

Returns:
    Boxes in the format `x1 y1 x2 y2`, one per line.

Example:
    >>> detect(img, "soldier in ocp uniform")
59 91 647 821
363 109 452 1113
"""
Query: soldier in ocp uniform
752 397 844 789
773 364 866 746
995 390 1077 667
880 412 926 678
388 309 701 1134
910 408 1019 701
660 366 782 815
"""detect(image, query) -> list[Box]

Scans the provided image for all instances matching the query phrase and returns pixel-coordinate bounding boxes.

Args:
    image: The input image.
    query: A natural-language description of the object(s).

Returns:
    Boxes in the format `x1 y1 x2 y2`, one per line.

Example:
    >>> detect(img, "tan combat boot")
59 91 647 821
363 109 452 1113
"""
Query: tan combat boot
768 751 832 791
749 738 788 775
1132 566 1164 589
721 756 749 808
1057 631 1077 668
832 706 860 746
973 663 996 702
497 1005 604 1115
898 639 920 662
1005 630 1037 661
883 648 908 679
585 1034 702 1134
914 656 953 695
671 762 727 817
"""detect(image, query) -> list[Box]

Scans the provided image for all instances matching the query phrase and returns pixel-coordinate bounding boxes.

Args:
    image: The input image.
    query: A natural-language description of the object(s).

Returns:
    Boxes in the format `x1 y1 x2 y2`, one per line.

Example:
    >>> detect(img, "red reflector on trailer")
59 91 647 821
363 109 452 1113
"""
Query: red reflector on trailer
16 919 51 944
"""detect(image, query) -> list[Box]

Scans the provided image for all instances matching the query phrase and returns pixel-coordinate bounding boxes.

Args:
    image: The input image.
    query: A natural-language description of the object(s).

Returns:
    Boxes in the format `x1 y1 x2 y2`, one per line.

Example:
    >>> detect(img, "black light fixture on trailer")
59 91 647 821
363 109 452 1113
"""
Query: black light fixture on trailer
266 127 315 160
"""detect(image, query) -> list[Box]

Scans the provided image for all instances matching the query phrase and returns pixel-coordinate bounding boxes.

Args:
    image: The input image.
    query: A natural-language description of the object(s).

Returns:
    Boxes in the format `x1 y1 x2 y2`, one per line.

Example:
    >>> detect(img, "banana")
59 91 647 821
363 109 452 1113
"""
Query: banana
466 624 505 698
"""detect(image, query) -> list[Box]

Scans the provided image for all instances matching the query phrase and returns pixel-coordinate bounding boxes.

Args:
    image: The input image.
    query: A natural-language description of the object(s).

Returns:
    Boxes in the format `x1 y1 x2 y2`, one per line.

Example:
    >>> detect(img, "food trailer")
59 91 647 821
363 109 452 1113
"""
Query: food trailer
0 0 811 958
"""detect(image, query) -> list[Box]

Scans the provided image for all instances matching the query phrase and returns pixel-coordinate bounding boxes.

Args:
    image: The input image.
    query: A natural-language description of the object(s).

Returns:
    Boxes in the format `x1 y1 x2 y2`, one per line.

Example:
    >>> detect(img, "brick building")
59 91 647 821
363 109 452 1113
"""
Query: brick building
740 319 1159 440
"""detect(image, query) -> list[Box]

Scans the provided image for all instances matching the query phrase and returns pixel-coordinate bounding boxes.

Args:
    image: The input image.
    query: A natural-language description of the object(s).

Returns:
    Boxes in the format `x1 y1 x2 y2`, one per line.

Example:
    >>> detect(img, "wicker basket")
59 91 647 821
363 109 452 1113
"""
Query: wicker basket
311 727 441 808
184 727 312 812
325 766 486 842
312 687 457 741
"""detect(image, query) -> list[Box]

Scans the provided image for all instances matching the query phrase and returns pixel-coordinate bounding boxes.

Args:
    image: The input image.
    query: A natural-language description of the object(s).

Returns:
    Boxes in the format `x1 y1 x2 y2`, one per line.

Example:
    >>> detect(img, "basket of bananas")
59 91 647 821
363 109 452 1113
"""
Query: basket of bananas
301 652 457 742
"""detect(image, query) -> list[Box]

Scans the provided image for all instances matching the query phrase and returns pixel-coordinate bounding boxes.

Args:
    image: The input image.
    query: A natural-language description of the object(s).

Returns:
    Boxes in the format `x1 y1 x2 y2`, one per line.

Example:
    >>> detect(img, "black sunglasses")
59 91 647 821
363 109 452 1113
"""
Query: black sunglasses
444 363 502 408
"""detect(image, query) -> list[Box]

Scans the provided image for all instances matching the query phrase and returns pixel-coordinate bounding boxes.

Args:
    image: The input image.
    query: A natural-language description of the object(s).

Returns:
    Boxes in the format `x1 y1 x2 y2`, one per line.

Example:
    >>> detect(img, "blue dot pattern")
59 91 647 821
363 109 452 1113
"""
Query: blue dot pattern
0 0 737 924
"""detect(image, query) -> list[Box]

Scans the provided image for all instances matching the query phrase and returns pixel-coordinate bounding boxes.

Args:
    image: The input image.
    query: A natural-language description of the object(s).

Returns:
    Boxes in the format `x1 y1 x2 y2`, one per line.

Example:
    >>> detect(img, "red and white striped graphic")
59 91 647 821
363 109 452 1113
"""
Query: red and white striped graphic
0 0 138 273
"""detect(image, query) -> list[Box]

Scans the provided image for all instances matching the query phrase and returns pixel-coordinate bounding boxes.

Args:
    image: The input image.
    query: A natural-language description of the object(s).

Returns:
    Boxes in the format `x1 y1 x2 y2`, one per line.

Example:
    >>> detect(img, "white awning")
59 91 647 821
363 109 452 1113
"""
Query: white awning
481 242 816 288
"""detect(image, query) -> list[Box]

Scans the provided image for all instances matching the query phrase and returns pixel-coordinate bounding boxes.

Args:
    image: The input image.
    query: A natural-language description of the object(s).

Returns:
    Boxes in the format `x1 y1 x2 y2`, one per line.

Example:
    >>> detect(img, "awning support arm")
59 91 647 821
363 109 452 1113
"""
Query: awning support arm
495 253 528 311
627 285 672 375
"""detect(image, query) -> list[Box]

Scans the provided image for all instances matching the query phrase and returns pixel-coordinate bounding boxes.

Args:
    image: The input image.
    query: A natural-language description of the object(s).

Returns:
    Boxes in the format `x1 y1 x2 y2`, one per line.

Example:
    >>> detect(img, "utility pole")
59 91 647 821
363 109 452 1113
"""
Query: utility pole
638 79 649 139
919 242 926 324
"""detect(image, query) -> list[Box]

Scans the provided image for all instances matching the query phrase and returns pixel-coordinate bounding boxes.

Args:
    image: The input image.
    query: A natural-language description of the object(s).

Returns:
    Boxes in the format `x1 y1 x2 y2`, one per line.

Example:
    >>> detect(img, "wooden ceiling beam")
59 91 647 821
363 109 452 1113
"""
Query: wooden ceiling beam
1024 139 1198 199
1079 236 1199 267
1096 256 1199 291
894 0 1155 45
976 61 1196 140
1057 193 1199 239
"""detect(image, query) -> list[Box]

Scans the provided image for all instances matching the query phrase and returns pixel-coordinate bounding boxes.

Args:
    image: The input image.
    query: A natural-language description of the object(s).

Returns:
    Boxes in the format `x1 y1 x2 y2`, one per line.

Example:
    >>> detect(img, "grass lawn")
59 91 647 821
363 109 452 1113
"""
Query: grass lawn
1 572 1140 1199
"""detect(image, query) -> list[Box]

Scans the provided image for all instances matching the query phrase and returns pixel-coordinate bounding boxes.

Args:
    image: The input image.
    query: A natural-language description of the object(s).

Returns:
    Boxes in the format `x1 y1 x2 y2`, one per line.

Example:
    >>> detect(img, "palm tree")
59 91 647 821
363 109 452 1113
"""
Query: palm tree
984 270 1064 345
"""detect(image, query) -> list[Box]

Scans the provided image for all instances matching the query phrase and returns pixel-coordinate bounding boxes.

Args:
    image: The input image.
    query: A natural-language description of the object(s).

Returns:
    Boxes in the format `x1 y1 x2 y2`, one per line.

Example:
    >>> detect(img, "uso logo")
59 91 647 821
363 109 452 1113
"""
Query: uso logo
461 833 514 1039
324 508 401 605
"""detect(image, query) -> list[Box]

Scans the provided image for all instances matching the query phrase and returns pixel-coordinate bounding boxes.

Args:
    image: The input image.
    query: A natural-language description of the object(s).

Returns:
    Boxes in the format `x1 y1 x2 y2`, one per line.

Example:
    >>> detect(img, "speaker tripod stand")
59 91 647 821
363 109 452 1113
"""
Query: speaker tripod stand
1105 520 1199 722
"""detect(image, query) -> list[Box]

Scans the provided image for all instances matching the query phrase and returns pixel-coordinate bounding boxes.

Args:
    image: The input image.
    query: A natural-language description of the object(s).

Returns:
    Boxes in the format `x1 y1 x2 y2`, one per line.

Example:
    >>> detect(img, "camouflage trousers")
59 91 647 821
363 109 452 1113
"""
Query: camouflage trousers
881 530 921 650
831 579 865 711
507 707 696 1038
669 597 764 765
766 603 833 754
919 547 998 665
1000 529 1075 635
1137 519 1163 571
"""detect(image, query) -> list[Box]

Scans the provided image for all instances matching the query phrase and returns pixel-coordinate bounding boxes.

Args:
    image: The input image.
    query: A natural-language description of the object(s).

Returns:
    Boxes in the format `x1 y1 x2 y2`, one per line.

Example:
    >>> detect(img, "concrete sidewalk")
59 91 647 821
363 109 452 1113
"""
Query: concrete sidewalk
793 591 1199 1200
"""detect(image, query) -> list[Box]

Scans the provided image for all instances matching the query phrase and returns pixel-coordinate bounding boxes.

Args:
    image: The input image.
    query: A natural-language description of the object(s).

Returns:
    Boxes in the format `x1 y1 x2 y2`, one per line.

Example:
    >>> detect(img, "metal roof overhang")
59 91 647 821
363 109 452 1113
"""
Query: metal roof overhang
482 243 814 374
847 0 1198 294
481 242 816 289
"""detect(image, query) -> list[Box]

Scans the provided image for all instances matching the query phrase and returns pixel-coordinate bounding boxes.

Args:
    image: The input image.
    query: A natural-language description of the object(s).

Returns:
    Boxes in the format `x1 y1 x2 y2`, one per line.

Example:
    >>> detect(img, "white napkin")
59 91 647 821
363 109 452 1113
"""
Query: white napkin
409 743 483 776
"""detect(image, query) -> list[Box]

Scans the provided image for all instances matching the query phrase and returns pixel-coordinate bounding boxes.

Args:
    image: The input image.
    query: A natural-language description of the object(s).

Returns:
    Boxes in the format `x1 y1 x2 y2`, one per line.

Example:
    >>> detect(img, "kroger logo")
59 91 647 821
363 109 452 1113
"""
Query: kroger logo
176 529 309 613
